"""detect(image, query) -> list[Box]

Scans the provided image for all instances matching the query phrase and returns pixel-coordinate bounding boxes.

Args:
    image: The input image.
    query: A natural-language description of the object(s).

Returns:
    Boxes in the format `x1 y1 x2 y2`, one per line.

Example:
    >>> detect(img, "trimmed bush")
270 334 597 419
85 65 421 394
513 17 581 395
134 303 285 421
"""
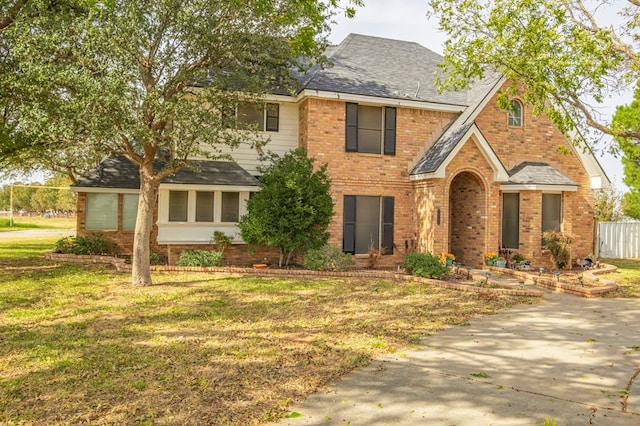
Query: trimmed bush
177 250 223 267
55 233 117 256
304 245 354 271
402 252 448 279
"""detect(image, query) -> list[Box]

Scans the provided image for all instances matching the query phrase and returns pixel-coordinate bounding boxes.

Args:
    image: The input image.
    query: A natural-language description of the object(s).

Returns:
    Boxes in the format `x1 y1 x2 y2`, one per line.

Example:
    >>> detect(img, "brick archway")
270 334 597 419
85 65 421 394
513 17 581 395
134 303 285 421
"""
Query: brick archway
449 171 486 267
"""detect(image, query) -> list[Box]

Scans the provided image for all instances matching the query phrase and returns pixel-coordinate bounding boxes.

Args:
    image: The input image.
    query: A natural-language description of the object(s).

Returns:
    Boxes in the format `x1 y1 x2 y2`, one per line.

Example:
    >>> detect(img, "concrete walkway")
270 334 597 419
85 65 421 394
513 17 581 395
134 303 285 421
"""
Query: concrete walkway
274 293 640 425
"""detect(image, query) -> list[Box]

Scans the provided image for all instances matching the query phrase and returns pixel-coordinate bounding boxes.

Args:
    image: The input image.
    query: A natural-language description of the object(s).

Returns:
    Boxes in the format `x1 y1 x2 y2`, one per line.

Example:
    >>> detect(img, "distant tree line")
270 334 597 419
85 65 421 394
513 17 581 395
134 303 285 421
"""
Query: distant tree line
0 176 76 214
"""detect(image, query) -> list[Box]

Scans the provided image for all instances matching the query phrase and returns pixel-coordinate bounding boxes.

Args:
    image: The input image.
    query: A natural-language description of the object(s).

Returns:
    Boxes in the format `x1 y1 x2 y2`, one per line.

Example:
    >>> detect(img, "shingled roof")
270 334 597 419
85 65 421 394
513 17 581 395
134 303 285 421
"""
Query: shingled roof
505 162 577 187
72 155 259 189
302 34 468 105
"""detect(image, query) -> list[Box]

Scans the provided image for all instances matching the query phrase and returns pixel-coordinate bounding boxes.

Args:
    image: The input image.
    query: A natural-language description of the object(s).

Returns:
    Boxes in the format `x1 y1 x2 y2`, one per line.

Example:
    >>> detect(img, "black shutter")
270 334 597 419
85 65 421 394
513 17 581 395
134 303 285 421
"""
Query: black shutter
343 195 356 254
345 103 358 152
382 196 394 255
384 107 396 155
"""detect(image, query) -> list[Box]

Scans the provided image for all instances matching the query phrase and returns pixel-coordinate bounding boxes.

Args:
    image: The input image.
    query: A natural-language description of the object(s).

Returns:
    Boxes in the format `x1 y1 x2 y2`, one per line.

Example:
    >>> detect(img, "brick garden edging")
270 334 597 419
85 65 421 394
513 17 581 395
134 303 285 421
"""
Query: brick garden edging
483 264 618 297
44 252 544 297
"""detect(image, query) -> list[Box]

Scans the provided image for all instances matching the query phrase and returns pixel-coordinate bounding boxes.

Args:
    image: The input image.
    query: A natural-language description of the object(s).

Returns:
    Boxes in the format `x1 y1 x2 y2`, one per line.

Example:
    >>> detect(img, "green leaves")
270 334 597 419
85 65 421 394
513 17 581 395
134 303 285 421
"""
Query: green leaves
428 0 639 145
239 148 334 267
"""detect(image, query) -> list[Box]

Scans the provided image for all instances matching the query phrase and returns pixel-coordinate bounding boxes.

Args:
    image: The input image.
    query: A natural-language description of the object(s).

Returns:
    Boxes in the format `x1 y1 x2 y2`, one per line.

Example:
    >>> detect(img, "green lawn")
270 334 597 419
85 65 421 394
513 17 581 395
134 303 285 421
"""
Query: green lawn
0 237 539 425
0 215 75 231
600 258 640 298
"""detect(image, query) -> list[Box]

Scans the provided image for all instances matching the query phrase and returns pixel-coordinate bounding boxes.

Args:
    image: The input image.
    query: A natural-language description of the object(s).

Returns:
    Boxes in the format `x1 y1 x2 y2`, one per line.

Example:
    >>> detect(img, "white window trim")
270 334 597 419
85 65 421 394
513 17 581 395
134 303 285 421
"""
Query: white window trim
158 188 250 225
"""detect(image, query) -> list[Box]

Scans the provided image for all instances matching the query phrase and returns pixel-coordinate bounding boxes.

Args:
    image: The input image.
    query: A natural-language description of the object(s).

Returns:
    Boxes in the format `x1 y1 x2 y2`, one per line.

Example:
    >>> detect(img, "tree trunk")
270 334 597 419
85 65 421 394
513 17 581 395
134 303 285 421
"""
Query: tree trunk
131 164 159 286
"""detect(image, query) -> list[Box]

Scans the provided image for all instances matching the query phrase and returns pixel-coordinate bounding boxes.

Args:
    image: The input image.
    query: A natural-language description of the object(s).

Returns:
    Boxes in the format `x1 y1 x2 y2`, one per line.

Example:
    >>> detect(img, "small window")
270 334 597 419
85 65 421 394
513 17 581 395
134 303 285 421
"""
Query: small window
195 191 214 222
221 192 239 222
508 100 523 127
122 194 139 231
502 193 520 249
345 103 396 155
231 102 279 132
169 191 188 222
86 193 117 230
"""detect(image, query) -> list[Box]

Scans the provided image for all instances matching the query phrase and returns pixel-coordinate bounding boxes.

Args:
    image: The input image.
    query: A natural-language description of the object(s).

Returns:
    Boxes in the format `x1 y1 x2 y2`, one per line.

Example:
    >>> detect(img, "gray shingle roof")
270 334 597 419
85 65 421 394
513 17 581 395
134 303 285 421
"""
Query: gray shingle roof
72 155 259 189
505 162 577 186
302 34 468 105
410 123 474 175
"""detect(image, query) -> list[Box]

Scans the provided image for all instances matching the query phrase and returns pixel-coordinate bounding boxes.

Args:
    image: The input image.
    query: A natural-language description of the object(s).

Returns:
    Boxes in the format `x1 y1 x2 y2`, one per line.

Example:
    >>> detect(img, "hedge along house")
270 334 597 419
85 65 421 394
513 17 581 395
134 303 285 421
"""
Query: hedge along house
71 34 609 268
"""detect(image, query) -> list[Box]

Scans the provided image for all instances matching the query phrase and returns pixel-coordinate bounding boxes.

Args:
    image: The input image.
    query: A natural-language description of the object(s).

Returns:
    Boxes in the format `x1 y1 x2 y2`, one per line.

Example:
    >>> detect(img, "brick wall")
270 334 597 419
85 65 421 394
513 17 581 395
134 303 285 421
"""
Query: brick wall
301 97 455 267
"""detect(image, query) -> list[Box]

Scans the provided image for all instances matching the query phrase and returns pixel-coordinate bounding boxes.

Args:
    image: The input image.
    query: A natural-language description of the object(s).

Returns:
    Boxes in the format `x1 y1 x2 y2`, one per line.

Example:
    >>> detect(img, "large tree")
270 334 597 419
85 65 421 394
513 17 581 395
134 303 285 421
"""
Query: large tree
428 0 639 147
4 0 359 285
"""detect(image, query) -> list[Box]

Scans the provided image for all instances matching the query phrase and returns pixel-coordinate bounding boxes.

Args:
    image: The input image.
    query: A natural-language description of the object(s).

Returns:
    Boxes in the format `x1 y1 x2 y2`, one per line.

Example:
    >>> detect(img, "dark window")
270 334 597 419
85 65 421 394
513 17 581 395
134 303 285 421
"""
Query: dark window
542 193 562 232
343 195 394 255
169 191 188 222
195 191 214 222
221 192 240 222
345 103 396 155
508 100 523 127
266 103 279 132
502 193 520 249
230 102 279 132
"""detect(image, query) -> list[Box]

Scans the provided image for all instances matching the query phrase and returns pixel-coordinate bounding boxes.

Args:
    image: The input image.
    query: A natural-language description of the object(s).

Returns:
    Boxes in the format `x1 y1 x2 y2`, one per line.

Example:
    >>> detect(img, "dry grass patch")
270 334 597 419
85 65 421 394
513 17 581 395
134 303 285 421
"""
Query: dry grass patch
0 237 539 425
600 258 640 298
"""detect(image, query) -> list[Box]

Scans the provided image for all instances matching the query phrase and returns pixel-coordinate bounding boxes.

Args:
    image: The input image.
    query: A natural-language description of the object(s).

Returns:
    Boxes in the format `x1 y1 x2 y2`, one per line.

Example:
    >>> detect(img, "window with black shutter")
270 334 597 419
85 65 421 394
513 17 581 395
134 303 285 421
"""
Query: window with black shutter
345 103 396 155
343 195 394 255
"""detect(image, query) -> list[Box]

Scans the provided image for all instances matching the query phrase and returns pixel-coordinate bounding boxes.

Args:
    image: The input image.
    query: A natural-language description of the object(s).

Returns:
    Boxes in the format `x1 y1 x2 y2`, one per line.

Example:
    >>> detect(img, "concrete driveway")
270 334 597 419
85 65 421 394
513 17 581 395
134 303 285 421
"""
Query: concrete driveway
275 293 640 425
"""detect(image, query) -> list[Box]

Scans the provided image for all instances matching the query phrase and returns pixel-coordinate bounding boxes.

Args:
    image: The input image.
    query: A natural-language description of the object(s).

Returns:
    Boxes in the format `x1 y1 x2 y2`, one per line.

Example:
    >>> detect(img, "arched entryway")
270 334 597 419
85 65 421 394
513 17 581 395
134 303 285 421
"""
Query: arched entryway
449 172 486 267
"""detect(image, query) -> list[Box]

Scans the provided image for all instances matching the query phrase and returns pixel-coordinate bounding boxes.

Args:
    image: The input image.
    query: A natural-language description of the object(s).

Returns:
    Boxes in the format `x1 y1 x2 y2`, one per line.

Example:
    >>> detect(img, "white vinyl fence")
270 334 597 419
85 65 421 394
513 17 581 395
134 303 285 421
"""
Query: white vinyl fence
596 222 640 259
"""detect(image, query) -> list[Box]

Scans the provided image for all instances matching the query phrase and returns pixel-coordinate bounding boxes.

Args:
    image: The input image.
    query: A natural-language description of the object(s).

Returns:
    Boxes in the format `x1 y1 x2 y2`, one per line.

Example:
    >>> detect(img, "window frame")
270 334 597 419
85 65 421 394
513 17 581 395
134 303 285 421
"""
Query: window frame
501 192 520 249
85 193 118 231
542 193 562 233
508 100 523 127
228 102 279 132
345 103 396 155
164 189 245 224
343 195 394 255
121 193 139 231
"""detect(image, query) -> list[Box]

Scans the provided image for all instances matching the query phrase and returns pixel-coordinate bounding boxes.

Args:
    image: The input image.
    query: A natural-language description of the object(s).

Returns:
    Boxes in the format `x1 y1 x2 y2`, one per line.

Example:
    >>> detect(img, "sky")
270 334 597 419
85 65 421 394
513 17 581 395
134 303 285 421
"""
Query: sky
327 0 630 191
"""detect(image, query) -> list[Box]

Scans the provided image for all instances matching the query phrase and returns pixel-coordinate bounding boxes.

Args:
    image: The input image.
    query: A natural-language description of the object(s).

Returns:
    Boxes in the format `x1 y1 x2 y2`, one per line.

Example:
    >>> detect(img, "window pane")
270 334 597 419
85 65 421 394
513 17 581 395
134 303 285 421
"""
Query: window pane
195 192 214 222
86 193 117 230
169 191 188 222
122 194 139 231
508 100 523 126
237 103 264 131
358 105 381 153
265 103 279 132
355 196 380 254
221 192 239 222
502 193 519 248
542 194 562 232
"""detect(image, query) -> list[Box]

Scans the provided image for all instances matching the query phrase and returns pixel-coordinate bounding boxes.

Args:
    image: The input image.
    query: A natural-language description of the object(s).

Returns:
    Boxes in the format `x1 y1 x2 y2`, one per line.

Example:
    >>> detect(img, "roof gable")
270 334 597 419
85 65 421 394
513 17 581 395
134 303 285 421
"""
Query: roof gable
410 123 509 181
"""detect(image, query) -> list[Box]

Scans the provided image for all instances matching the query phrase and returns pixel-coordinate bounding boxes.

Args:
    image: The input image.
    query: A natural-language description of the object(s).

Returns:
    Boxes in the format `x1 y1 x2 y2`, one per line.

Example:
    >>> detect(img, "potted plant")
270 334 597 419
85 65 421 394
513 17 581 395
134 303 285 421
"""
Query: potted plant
440 252 455 266
495 256 507 268
484 252 497 266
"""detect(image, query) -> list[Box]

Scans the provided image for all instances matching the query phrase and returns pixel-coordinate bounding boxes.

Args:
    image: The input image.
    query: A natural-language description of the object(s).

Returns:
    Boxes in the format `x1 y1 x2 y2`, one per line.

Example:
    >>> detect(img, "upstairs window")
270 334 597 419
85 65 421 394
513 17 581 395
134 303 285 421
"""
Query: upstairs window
231 102 279 132
508 100 523 127
345 103 396 155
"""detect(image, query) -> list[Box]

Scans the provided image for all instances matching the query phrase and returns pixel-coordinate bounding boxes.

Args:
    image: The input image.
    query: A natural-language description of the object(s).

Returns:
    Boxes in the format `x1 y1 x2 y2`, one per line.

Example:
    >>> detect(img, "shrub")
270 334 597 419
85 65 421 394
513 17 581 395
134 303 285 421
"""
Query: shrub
304 245 354 271
402 252 448 279
210 231 232 253
543 231 573 269
177 250 223 267
54 233 117 256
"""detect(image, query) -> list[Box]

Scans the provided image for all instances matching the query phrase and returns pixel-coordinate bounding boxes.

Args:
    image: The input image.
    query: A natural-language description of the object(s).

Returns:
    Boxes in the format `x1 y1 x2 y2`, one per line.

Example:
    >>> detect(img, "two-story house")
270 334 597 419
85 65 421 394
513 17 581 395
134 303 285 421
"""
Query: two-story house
71 34 609 268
